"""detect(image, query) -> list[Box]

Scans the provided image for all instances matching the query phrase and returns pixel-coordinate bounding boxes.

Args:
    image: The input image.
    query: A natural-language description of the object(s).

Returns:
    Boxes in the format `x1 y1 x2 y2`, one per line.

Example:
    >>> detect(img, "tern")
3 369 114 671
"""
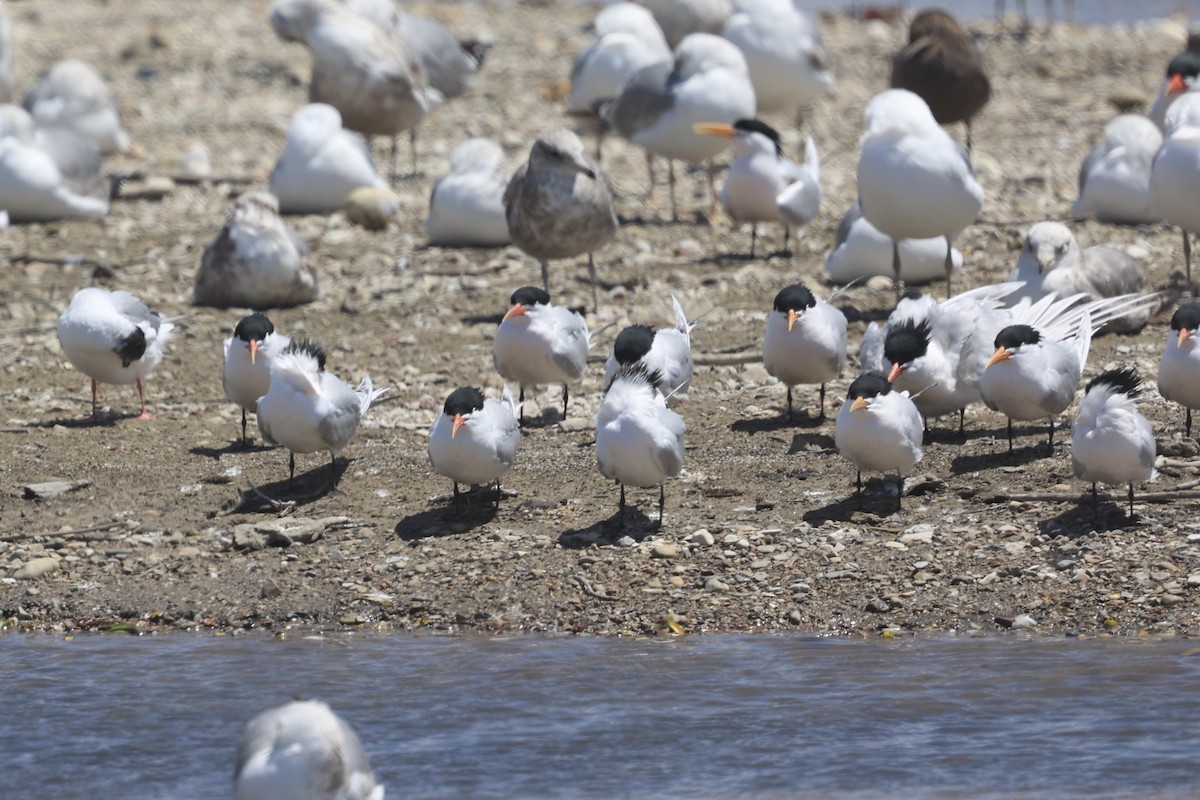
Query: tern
1149 93 1200 295
603 295 695 405
761 283 847 420
1157 302 1200 436
1071 367 1156 523
428 385 521 505
222 313 290 446
824 201 963 286
834 372 924 513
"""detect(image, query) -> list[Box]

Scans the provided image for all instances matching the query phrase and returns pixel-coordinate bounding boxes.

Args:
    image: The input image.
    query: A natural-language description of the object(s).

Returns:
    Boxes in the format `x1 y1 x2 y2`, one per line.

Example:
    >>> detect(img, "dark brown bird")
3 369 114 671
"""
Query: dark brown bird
890 9 991 153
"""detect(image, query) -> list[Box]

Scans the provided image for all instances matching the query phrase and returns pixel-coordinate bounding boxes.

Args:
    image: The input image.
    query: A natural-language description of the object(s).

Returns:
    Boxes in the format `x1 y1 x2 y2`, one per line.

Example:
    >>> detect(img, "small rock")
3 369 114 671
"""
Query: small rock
866 275 894 292
704 577 729 592
232 526 267 551
1107 89 1148 114
900 524 934 544
22 480 91 500
261 580 281 599
651 543 680 559
14 557 59 580
865 598 891 613
178 142 212 178
787 610 803 624
1159 594 1184 606
345 186 400 231
687 529 715 547
616 535 637 548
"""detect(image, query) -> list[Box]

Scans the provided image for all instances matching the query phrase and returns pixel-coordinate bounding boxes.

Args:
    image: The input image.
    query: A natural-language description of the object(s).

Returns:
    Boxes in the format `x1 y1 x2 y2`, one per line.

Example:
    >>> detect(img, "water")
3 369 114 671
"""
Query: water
3 633 1199 799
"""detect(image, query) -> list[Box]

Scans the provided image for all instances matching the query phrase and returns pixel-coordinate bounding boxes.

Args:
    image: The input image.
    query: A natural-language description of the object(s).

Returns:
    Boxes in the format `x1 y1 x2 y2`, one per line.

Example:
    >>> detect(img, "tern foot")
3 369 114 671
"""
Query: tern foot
135 412 153 421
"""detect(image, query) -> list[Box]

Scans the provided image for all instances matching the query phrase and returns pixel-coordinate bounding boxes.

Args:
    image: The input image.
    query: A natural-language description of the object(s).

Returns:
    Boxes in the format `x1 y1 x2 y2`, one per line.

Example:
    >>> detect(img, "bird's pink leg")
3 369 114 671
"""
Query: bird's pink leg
90 378 102 421
135 378 152 420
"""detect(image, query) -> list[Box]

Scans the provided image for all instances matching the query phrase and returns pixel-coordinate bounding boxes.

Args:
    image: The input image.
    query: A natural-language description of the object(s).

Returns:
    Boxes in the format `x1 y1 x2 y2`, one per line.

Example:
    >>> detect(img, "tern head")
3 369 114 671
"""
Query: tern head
113 327 148 368
612 324 656 366
529 128 598 180
273 337 326 396
1021 222 1079 275
503 286 551 321
233 313 276 365
1170 302 1200 347
883 318 933 381
987 324 1041 367
772 284 816 332
693 118 783 158
1165 49 1200 95
1085 367 1142 400
847 372 892 413
604 360 663 396
443 386 485 437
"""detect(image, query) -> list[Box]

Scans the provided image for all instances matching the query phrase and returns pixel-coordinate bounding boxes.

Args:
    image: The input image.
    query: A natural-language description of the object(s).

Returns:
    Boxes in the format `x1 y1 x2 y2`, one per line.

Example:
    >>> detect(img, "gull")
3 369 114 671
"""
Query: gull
223 313 290 446
428 385 520 504
720 0 834 114
0 133 107 222
256 338 385 490
602 33 755 221
56 287 174 421
425 137 511 247
504 128 618 311
693 118 820 256
1006 222 1152 331
269 103 386 215
234 700 383 800
860 281 1023 432
856 88 984 299
269 0 428 176
569 4 670 128
1150 93 1200 295
834 372 924 513
978 292 1162 452
194 191 320 308
1071 367 1156 523
23 60 130 155
641 0 732 48
596 362 686 527
1148 43 1200 132
492 285 589 424
891 9 990 153
603 295 695 405
761 283 846 420
1157 302 1200 436
1073 115 1162 225
824 201 963 285
0 103 102 186
596 2 664 37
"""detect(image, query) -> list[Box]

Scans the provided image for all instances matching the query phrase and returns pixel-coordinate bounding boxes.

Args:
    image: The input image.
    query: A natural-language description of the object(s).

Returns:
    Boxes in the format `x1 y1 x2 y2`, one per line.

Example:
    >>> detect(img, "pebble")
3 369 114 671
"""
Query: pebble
345 186 400 231
14 557 59 580
687 529 715 547
704 577 729 592
865 598 891 613
650 543 680 559
900 525 934 544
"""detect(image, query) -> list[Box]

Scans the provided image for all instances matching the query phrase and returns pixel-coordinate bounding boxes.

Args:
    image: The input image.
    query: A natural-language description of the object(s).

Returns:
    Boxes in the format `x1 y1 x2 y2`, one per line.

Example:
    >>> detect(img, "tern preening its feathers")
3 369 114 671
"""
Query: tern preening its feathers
428 385 521 505
1157 302 1200 437
56 287 174 421
223 313 290 446
834 372 924 513
256 337 385 490
1071 367 1156 523
761 283 846 420
603 295 695 405
492 286 590 425
596 362 686 527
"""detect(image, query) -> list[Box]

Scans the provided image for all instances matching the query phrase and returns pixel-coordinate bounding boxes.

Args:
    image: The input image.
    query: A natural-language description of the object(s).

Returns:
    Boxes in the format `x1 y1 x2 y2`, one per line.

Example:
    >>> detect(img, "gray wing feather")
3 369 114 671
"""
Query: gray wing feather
108 290 161 332
604 61 674 138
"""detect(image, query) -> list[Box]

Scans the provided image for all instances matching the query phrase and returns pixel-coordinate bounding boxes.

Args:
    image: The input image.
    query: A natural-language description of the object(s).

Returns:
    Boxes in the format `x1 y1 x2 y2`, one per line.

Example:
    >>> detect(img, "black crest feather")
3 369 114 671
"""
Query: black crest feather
233 313 274 343
1086 367 1141 398
733 118 784 159
884 317 933 366
510 286 550 307
285 337 326 371
773 284 815 313
613 324 656 365
1170 302 1200 333
444 386 486 415
847 372 892 401
605 361 664 395
994 324 1041 350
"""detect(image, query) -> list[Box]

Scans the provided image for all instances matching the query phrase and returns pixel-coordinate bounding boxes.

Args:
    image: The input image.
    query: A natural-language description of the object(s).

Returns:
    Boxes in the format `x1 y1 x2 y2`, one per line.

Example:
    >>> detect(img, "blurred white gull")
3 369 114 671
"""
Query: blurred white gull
1151 93 1200 295
0 116 107 223
269 0 428 175
1073 115 1162 225
22 59 130 155
269 103 385 214
194 191 320 309
640 0 732 47
235 700 383 800
426 137 511 247
0 103 102 185
603 32 755 220
857 88 983 298
721 0 833 113
824 201 962 285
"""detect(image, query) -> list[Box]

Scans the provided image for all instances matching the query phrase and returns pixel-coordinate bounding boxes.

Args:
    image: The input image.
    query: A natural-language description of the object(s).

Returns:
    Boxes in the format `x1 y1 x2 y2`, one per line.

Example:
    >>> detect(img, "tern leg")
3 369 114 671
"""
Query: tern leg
453 482 461 504
494 480 502 510
1128 483 1135 518
750 223 757 258
618 482 626 526
240 409 249 447
891 239 904 303
540 259 550 294
410 128 419 177
958 408 966 438
786 386 793 421
90 378 100 421
562 384 569 418
643 153 656 202
518 386 526 427
135 378 151 420
1047 417 1055 454
965 120 974 156
668 160 678 222
944 240 955 298
783 225 791 257
288 451 295 492
706 160 717 218
1187 407 1193 438
1184 230 1192 296
657 483 665 528
1092 482 1098 526
819 383 826 419
587 252 599 313
855 470 862 509
389 136 399 182
896 474 903 513
329 452 337 489
1007 418 1014 452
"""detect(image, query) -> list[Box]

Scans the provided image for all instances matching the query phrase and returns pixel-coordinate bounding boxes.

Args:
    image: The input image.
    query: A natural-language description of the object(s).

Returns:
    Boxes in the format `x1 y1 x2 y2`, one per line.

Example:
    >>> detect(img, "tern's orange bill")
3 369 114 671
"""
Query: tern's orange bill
502 304 527 322
986 347 1011 368
850 396 869 413
786 309 798 332
692 122 737 138
451 413 467 437
249 338 259 365
887 363 904 383
1179 328 1193 348
1169 73 1188 95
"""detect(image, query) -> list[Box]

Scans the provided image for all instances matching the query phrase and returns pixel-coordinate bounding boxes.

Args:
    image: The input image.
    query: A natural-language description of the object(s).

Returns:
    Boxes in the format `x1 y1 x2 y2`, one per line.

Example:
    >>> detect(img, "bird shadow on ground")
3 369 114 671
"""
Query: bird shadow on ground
190 440 273 460
731 413 826 435
559 506 656 548
787 431 836 454
616 212 709 228
394 496 500 541
220 459 348 514
950 442 1053 474
28 411 141 429
520 408 565 429
803 480 904 524
1038 497 1141 539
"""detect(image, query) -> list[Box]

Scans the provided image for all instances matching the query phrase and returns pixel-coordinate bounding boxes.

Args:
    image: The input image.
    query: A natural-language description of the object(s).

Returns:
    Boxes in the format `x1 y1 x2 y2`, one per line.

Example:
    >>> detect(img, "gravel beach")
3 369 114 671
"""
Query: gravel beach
2 1 1199 639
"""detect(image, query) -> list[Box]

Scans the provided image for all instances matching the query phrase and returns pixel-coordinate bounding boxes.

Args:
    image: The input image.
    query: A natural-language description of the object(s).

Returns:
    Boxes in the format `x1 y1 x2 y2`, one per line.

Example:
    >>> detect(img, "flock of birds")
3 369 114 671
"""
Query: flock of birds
7 0 1200 793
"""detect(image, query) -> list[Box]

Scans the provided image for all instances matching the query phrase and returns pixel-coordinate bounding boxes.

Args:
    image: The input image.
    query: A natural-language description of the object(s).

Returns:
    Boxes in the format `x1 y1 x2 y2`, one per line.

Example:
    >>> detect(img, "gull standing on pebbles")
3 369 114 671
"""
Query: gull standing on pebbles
641 0 732 48
890 10 990 153
428 385 520 504
824 201 963 285
693 118 820 255
223 313 290 446
603 33 755 221
235 699 383 800
834 372 924 513
425 137 511 247
1073 115 1162 225
762 283 846 420
269 0 428 177
1071 367 1156 523
1157 302 1200 436
269 103 386 214
596 363 686 527
23 60 130 155
256 338 385 491
492 286 590 424
1150 93 1200 295
604 295 695 405
504 128 618 311
857 88 984 298
56 287 174 421
720 0 833 114
195 191 320 308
